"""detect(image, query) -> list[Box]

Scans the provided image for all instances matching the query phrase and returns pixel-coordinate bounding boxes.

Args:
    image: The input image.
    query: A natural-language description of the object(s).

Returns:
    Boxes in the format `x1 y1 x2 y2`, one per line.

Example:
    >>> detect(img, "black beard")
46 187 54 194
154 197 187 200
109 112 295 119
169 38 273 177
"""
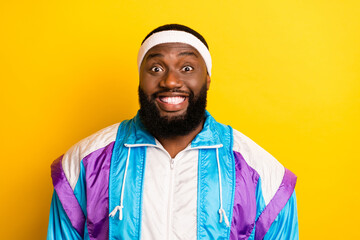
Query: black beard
138 85 207 139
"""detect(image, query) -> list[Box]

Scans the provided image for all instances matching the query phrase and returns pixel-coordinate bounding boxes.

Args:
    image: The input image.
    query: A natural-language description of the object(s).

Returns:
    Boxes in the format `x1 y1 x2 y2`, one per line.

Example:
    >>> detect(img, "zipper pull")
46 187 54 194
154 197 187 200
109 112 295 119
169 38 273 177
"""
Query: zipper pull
170 158 175 169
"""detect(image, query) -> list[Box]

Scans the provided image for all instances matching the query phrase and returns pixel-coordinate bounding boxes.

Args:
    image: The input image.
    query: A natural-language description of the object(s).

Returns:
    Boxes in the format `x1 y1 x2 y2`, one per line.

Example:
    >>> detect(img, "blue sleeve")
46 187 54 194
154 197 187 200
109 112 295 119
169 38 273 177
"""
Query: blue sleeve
47 191 82 240
263 191 299 240
47 160 88 240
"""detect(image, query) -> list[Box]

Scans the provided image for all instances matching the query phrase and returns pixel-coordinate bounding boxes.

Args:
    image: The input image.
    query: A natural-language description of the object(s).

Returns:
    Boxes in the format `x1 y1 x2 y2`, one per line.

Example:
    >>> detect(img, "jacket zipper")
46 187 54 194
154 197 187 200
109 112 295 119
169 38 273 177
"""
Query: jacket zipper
167 157 175 240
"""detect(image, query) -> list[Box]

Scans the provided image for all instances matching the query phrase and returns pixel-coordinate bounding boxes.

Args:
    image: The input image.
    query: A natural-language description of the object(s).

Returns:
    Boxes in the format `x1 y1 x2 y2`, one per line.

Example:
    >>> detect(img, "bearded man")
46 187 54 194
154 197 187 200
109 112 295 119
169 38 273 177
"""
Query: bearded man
47 24 298 240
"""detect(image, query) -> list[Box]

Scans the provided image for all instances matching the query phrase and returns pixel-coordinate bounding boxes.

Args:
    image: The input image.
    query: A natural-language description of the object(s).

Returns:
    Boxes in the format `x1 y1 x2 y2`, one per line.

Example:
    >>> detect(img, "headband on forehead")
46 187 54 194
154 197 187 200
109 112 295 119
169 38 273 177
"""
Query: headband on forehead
137 30 212 76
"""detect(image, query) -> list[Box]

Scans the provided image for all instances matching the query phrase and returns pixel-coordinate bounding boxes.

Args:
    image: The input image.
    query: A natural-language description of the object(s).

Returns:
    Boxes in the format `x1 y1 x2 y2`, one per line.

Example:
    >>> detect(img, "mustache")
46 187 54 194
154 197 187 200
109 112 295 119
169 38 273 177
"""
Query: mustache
151 89 193 99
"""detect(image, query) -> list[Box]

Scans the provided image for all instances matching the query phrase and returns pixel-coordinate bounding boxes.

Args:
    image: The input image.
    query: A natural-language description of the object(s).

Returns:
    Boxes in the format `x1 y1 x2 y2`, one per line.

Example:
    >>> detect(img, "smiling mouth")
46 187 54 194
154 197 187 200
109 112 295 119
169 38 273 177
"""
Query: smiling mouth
159 96 186 105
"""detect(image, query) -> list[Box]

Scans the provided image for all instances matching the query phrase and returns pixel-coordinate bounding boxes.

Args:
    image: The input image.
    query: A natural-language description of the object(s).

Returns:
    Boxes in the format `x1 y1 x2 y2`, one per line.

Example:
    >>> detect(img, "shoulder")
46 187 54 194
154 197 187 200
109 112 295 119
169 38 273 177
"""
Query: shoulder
60 123 120 189
232 128 285 205
231 128 298 238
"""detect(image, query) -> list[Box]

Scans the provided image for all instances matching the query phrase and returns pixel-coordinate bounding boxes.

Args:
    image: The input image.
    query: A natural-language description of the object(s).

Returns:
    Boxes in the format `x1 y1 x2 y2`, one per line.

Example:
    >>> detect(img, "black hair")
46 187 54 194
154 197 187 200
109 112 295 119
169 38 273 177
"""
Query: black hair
141 24 209 49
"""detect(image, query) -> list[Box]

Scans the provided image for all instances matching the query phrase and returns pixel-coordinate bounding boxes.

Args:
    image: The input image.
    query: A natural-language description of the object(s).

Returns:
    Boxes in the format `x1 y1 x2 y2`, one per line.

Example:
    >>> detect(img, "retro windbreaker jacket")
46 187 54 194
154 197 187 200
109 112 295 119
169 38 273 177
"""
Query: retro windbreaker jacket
47 111 298 240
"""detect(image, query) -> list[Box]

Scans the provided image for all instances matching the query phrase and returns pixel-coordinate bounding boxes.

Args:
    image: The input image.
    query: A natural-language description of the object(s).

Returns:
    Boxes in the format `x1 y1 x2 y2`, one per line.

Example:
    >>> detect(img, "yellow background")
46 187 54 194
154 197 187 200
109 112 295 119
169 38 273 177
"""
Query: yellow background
1 0 359 239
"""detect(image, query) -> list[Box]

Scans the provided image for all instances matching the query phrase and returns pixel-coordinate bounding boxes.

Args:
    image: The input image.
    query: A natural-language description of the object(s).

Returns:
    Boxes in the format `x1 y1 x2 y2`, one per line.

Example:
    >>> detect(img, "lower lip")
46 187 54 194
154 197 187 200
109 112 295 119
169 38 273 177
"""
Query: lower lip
155 97 188 112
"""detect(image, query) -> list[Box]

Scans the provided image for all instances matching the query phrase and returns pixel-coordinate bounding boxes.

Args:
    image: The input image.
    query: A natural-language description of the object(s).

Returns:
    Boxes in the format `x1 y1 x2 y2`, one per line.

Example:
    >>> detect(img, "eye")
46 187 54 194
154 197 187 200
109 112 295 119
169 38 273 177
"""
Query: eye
150 66 163 72
182 66 194 72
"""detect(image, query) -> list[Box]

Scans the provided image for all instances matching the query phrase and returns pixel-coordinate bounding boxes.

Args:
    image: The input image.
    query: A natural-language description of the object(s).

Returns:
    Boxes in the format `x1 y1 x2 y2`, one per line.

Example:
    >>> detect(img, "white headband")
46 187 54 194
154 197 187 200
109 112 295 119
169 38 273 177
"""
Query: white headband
137 30 212 76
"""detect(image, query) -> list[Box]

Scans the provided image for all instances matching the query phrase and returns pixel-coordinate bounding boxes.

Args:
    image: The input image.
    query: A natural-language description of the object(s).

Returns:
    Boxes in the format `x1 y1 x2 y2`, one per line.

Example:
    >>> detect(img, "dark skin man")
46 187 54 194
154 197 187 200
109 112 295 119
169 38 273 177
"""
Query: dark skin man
139 42 211 158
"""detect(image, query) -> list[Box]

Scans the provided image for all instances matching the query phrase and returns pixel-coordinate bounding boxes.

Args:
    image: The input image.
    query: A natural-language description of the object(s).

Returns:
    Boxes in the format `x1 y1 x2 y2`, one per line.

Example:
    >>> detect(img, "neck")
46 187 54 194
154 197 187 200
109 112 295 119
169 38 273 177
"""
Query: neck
156 119 204 158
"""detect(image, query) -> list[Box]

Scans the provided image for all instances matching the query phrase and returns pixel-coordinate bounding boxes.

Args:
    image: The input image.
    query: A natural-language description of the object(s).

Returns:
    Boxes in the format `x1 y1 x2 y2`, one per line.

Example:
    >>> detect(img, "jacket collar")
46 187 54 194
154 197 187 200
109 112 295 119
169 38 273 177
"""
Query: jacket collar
124 110 222 148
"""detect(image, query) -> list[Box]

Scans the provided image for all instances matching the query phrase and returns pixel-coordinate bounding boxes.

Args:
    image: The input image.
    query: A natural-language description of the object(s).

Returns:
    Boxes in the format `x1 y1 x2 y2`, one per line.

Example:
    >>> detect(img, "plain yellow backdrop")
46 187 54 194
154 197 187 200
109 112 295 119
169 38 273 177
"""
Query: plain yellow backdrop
1 0 359 239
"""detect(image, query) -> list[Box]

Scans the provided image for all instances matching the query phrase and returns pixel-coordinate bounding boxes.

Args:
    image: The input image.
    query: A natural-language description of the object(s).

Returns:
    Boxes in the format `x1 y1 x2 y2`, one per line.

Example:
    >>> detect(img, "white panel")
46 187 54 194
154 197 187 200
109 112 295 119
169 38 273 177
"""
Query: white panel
232 129 285 205
141 142 198 240
61 123 120 190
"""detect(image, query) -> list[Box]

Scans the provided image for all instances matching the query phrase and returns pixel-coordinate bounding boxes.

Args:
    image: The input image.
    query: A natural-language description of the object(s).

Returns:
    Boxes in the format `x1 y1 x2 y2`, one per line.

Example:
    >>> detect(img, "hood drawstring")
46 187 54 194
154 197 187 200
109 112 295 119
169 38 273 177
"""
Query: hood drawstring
216 147 230 227
109 146 131 220
108 145 230 227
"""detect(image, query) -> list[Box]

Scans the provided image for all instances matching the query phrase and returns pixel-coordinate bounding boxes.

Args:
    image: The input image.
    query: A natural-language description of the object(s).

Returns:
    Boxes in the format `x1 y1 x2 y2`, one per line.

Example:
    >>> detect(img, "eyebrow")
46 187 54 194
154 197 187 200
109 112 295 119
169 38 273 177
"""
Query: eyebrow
146 53 164 60
145 51 198 61
177 51 198 58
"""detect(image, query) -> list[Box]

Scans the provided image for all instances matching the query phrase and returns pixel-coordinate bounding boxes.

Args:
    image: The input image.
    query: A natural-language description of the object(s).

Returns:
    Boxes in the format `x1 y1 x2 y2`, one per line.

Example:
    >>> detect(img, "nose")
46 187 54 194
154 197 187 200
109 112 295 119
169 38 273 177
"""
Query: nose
159 70 183 89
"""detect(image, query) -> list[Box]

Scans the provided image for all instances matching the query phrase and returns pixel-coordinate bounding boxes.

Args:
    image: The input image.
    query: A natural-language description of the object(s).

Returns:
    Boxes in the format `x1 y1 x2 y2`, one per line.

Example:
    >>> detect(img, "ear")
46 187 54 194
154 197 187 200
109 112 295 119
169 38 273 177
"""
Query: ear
206 75 211 90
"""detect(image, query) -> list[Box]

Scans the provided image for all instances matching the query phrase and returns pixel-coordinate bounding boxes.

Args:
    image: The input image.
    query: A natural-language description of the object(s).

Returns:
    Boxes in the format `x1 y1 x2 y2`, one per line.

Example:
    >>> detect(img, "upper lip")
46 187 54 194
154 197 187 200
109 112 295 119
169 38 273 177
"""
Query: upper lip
156 92 189 98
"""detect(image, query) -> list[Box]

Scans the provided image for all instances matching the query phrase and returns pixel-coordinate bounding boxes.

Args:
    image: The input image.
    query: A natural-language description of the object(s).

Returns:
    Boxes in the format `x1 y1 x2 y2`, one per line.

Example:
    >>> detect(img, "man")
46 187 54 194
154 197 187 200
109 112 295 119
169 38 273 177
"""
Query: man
47 24 298 240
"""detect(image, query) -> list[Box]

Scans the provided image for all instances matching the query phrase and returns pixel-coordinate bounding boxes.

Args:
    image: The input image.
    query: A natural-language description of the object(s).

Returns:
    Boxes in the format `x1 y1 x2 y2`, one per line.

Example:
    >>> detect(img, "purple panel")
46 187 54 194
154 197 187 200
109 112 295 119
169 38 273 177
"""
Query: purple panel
51 155 85 237
254 168 297 240
82 142 114 240
230 151 260 240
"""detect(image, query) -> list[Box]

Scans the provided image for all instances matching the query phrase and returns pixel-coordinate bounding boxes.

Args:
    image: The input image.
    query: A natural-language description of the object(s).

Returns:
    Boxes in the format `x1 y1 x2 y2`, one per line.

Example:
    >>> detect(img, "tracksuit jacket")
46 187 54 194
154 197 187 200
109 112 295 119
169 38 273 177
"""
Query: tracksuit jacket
47 111 298 240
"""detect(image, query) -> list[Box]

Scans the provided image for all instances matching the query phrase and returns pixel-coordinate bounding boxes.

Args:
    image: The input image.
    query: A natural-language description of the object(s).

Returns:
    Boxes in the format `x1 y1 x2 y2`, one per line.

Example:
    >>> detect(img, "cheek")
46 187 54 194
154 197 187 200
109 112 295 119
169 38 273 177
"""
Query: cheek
140 76 158 93
139 67 156 91
185 74 208 92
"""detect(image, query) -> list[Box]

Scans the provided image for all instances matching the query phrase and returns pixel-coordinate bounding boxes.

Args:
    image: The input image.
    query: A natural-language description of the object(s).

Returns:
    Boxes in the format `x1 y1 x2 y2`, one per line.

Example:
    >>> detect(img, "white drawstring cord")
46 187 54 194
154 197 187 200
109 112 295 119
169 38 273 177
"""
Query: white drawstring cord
109 205 123 220
108 145 230 227
216 148 230 227
109 146 131 220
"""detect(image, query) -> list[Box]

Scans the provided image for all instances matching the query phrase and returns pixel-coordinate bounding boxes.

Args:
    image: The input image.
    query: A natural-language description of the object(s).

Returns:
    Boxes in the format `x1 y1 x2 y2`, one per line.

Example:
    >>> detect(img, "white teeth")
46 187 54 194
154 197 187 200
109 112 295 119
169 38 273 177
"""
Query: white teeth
160 96 185 104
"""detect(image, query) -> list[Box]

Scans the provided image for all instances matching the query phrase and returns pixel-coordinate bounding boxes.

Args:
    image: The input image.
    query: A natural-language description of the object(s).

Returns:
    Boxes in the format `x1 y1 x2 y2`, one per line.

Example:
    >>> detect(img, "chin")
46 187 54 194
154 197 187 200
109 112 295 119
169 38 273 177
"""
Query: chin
158 110 187 120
